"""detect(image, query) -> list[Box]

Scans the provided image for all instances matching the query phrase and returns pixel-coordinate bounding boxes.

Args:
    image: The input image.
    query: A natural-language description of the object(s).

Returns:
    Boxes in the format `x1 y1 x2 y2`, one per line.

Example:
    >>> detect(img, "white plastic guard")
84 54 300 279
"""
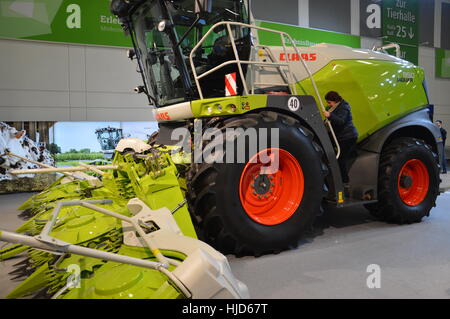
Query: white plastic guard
121 198 249 299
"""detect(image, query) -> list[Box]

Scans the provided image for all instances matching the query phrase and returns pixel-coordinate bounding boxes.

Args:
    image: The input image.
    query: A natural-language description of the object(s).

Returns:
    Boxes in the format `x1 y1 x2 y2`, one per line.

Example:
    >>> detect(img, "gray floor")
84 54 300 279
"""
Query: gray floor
0 192 34 299
1 191 450 299
228 194 450 299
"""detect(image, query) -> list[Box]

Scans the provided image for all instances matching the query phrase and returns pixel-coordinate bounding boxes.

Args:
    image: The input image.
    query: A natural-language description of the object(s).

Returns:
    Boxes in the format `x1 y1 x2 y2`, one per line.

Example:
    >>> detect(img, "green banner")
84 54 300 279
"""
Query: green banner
382 0 419 46
0 3 360 49
256 20 361 48
0 0 131 47
436 48 450 78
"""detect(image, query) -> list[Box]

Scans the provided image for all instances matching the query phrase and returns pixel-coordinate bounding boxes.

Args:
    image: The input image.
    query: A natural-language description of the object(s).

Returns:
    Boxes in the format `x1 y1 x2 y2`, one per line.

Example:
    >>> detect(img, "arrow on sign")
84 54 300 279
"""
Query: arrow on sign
408 27 414 39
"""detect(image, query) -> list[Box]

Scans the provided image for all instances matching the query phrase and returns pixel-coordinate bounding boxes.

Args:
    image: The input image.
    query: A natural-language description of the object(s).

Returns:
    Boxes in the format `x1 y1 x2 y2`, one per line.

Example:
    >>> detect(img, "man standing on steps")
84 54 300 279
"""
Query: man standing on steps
436 120 447 174
323 91 358 197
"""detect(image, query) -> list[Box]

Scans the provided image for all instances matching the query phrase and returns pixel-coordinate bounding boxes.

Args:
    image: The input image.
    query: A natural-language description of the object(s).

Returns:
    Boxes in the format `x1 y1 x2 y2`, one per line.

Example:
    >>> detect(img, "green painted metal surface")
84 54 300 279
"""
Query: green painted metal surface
297 59 428 141
0 244 28 261
191 95 268 118
62 245 184 299
188 57 427 145
6 264 50 299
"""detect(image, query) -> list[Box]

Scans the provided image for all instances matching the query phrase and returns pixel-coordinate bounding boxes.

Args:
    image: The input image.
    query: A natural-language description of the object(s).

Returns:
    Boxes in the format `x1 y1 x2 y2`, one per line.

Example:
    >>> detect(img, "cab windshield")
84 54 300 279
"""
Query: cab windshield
130 0 250 107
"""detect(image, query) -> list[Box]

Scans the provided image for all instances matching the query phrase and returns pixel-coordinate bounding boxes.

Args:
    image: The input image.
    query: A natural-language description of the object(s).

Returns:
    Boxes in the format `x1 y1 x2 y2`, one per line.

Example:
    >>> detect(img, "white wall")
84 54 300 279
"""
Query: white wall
360 36 382 50
419 46 450 129
0 38 153 121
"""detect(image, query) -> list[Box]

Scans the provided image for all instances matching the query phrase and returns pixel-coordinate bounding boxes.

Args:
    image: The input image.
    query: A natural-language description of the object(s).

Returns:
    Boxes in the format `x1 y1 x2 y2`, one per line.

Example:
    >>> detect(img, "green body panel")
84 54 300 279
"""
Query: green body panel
0 244 28 261
114 152 196 238
6 264 50 299
191 95 268 118
156 145 191 165
17 178 94 212
297 59 428 141
62 245 183 299
188 59 427 145
185 58 427 146
48 206 123 244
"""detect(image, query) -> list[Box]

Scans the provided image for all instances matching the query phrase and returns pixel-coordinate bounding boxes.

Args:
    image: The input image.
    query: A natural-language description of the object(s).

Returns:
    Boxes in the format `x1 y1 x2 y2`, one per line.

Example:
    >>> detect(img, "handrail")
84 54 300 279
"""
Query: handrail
373 42 401 58
196 60 291 80
254 45 291 88
188 21 340 158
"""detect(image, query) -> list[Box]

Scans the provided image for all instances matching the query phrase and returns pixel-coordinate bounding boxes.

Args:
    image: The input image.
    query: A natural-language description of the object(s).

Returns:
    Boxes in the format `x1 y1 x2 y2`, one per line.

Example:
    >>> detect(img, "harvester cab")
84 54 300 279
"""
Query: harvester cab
112 0 252 106
95 126 124 159
110 0 441 256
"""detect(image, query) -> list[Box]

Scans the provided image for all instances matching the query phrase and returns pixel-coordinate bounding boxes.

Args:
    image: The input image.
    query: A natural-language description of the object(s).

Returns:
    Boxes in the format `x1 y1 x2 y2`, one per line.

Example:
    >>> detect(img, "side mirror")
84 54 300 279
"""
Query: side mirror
134 86 146 94
127 49 135 60
195 0 212 14
110 0 130 17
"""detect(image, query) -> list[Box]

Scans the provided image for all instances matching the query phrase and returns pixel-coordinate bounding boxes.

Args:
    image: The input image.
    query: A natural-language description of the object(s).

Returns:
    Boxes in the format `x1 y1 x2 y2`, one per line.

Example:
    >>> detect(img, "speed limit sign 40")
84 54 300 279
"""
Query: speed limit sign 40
287 97 300 111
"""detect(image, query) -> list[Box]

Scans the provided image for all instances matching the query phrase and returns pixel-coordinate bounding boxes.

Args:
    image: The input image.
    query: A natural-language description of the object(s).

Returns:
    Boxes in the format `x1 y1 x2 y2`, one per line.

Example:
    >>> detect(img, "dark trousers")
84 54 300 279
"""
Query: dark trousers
441 142 447 173
338 137 357 184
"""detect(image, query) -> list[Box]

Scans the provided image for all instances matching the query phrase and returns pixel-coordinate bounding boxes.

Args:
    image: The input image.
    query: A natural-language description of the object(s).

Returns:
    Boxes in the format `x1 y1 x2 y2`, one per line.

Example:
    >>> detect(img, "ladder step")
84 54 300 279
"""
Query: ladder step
253 82 290 87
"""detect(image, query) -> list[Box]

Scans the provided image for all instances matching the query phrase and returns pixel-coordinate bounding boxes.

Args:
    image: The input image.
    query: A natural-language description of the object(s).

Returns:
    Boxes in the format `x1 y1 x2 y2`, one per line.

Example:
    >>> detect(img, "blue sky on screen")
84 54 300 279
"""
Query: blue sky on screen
53 121 159 153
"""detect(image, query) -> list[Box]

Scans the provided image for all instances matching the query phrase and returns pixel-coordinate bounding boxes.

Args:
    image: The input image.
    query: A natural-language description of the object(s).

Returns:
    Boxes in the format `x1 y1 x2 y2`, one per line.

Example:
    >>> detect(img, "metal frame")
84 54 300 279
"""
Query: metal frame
188 21 341 158
4 151 114 187
9 165 118 175
372 42 401 58
4 152 77 179
251 44 292 91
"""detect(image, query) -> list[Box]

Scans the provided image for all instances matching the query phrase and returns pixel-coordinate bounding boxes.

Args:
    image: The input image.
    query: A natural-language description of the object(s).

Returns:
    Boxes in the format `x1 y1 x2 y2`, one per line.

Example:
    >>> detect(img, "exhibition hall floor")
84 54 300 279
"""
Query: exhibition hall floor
1 185 450 299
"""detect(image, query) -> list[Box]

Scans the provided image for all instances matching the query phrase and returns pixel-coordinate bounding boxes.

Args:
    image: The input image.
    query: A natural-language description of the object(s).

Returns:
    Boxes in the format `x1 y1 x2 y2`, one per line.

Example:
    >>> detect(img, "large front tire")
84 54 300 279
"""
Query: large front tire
366 137 439 223
187 111 328 256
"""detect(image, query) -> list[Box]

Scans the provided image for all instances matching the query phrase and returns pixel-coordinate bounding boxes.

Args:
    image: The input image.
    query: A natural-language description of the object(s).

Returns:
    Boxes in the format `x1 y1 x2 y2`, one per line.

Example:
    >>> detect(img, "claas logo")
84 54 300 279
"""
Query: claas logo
279 53 317 61
155 112 171 121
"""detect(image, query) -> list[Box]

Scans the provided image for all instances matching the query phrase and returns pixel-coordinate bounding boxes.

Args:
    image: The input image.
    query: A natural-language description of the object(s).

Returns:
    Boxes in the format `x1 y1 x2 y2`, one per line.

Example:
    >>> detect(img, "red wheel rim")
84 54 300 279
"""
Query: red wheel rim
397 159 429 206
239 148 304 225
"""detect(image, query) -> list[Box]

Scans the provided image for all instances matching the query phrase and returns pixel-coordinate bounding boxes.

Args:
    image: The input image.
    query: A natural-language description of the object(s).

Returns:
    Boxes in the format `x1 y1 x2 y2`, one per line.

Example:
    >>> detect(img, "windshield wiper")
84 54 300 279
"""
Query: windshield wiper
174 15 200 49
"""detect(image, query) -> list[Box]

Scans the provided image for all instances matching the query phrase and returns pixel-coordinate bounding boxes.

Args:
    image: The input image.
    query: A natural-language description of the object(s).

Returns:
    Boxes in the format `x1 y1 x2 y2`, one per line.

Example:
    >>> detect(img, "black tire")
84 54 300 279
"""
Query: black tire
365 137 439 223
187 111 328 256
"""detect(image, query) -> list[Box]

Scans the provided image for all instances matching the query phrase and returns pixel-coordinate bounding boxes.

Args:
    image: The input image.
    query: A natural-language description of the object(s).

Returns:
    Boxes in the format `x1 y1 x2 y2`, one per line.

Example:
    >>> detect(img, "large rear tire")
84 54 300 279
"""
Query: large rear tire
187 111 328 256
365 137 439 223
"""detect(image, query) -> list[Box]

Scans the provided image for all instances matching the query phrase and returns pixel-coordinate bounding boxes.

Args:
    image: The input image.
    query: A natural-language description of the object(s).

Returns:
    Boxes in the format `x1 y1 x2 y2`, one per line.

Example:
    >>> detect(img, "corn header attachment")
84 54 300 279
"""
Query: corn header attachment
0 139 248 299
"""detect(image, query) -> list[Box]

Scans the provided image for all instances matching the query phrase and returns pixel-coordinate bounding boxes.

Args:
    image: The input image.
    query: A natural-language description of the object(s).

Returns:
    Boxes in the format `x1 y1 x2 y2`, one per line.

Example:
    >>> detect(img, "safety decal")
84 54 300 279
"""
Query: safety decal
225 72 237 96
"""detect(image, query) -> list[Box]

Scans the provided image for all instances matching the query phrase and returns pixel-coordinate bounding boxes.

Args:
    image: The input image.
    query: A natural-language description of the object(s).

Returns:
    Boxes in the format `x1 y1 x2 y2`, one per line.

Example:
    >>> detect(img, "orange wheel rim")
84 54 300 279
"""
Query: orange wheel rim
239 148 304 225
397 159 429 206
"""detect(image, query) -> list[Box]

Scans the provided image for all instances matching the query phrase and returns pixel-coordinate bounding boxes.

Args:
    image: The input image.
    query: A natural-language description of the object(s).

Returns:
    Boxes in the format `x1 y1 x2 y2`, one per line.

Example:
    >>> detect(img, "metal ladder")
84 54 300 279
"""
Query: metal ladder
189 21 341 158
